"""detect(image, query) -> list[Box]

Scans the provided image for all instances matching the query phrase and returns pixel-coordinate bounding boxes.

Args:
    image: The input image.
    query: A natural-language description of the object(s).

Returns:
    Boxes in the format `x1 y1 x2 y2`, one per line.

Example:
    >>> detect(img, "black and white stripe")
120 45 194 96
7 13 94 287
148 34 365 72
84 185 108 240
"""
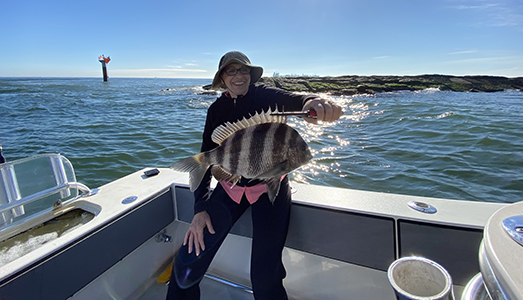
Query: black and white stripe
224 128 245 175
246 123 270 176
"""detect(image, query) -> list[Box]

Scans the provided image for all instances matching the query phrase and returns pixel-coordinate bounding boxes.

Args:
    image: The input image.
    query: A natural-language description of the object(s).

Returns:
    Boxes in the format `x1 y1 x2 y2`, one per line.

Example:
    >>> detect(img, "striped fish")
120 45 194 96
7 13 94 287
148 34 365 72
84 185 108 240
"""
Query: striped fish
171 108 312 202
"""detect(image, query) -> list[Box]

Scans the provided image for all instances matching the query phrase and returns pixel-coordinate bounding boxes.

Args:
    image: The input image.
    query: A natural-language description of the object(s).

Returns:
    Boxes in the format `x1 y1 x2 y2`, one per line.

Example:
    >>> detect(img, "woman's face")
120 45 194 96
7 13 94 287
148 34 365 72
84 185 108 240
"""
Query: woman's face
220 63 251 98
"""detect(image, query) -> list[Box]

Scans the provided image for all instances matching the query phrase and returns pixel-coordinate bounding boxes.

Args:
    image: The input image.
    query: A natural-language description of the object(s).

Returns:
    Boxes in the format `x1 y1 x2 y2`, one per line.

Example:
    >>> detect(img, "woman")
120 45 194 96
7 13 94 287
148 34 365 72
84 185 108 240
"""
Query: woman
166 51 343 300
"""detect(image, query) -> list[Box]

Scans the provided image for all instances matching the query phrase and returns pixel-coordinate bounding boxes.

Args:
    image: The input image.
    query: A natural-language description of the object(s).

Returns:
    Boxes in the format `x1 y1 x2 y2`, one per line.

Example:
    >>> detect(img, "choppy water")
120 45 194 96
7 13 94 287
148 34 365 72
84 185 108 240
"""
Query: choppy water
1 78 522 203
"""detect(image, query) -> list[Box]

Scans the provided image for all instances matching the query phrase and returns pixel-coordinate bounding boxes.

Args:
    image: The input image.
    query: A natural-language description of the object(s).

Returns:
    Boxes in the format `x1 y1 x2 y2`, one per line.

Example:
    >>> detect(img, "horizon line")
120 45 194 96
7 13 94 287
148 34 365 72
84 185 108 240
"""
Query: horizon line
1 74 522 79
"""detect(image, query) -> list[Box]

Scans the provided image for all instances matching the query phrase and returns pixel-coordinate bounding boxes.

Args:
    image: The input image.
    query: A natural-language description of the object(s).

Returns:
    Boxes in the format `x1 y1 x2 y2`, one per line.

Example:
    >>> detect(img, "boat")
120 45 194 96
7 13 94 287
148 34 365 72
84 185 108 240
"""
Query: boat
0 153 521 299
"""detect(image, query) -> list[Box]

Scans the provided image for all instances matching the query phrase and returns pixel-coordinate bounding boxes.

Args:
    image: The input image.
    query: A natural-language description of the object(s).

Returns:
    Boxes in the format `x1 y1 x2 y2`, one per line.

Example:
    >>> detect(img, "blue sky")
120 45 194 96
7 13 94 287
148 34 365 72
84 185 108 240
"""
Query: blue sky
1 0 522 78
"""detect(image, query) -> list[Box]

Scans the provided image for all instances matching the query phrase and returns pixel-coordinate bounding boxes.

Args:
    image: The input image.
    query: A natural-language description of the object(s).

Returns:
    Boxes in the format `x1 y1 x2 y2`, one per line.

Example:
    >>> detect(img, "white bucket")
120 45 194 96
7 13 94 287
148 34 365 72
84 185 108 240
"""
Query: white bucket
388 257 454 300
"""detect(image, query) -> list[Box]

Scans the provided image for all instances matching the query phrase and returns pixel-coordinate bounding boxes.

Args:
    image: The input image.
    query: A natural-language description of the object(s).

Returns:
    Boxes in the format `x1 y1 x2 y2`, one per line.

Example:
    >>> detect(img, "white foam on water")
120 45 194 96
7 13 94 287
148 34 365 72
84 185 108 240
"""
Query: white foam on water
0 232 58 266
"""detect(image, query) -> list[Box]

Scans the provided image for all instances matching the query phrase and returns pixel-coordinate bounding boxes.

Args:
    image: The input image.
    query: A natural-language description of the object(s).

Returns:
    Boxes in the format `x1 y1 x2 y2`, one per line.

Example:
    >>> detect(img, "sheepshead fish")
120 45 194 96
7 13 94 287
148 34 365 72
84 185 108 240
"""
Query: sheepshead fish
171 108 312 202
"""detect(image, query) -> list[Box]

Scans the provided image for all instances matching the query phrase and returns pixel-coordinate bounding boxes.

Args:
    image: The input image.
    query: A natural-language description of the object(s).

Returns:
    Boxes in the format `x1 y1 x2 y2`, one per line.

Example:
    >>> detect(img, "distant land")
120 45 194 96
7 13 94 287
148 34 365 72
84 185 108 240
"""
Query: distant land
203 75 523 96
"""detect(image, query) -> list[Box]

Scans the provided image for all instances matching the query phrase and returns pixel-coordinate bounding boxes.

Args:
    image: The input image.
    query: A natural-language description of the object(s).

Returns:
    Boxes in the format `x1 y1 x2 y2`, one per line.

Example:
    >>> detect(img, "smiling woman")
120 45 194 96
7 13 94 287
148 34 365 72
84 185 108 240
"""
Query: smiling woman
165 50 343 300
218 64 251 98
210 51 263 95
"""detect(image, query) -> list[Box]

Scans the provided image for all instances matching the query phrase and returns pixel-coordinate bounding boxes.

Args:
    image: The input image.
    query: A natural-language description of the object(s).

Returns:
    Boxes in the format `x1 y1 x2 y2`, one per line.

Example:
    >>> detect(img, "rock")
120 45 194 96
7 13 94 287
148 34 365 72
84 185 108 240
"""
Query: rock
256 75 523 95
203 75 523 96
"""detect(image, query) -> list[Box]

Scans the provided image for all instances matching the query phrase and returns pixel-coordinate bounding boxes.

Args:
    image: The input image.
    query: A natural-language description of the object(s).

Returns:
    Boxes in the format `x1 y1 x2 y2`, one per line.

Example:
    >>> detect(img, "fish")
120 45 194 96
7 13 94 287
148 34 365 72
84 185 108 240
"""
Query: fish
171 108 313 202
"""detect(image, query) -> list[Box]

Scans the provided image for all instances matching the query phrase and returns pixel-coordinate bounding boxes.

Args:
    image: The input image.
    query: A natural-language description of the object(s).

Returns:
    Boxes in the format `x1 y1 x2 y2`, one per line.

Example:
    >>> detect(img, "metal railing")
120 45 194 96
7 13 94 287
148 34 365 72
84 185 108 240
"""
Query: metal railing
0 181 92 215
0 154 94 227
460 273 491 300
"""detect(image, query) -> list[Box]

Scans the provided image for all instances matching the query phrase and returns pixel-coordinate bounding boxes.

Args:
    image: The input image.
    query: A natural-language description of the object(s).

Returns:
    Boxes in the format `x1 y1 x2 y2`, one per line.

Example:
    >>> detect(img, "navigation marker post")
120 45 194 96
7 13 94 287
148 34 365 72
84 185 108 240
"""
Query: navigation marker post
98 55 111 81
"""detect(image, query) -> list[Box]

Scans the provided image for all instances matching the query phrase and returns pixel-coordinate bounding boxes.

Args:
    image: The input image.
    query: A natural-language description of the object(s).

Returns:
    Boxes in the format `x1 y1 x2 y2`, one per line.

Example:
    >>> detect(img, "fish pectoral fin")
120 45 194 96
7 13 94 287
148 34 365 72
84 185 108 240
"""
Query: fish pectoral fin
257 160 290 179
211 166 241 186
265 177 282 203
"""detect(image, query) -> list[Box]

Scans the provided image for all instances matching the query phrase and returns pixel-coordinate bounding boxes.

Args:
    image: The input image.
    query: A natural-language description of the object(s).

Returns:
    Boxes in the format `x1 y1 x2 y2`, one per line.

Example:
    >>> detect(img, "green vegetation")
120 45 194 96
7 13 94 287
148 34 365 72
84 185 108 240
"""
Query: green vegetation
308 82 342 90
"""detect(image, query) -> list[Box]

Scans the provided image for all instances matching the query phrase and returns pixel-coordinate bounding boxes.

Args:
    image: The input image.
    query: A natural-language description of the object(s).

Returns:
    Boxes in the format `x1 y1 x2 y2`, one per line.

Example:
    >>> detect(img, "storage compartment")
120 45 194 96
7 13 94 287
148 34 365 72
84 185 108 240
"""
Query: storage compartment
0 208 95 266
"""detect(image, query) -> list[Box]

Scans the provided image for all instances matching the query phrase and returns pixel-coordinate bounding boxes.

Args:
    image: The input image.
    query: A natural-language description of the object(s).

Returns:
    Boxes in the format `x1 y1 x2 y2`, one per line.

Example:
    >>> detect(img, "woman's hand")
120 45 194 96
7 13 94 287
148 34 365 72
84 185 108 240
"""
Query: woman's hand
303 99 344 124
184 211 215 256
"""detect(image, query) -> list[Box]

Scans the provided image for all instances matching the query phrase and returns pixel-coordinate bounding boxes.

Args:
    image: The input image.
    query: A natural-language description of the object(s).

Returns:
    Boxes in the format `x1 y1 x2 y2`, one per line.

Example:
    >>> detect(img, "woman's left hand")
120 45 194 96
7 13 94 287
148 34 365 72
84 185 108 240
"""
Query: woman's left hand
303 99 344 124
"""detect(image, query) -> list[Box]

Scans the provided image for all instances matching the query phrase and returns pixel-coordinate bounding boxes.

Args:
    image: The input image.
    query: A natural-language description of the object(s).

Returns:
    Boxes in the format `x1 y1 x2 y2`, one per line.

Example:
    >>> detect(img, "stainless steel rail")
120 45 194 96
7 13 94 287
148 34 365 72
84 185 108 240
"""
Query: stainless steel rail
0 154 94 220
0 181 92 215
478 243 510 300
461 273 491 300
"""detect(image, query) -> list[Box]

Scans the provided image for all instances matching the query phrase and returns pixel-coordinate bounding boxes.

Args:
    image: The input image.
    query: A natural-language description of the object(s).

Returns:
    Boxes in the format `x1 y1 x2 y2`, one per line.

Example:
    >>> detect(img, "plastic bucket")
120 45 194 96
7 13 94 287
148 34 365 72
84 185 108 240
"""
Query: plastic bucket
388 257 454 300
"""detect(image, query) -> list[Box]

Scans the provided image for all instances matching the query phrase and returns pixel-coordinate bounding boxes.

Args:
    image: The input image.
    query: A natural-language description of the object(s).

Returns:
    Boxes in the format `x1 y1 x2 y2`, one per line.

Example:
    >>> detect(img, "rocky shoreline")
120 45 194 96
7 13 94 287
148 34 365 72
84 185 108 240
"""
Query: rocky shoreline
203 75 523 96
258 75 523 96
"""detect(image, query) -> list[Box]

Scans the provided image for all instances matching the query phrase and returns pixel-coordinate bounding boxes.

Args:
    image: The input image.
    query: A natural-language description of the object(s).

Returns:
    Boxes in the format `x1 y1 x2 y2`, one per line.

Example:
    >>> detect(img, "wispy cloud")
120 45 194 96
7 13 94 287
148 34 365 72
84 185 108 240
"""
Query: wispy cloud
445 55 521 64
448 0 523 28
451 3 499 10
448 50 478 55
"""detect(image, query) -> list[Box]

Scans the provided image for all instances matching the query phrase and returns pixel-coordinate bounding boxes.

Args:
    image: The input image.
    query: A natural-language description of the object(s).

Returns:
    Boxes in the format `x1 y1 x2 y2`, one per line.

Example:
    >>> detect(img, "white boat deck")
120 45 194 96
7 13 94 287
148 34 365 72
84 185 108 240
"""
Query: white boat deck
138 276 254 300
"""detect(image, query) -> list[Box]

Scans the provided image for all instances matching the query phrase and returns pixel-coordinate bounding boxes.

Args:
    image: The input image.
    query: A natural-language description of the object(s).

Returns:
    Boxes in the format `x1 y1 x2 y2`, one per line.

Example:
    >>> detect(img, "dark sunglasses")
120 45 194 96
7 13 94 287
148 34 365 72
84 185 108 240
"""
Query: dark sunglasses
224 66 250 76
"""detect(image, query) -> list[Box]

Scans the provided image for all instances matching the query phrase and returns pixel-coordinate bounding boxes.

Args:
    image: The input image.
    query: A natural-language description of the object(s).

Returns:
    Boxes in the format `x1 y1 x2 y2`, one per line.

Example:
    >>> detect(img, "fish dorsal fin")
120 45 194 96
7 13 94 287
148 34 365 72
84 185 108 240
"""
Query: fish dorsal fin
211 107 287 145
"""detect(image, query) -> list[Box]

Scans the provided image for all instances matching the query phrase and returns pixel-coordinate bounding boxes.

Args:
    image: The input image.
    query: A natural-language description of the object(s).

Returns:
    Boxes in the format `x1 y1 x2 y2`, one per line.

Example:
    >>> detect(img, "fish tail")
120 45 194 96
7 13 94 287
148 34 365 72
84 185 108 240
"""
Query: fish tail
171 153 209 191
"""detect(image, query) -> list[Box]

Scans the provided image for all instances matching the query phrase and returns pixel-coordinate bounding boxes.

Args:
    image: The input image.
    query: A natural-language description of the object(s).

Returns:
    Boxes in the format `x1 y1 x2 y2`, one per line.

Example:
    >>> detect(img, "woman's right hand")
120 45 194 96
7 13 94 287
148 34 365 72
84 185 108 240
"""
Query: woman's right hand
303 98 344 124
184 211 216 256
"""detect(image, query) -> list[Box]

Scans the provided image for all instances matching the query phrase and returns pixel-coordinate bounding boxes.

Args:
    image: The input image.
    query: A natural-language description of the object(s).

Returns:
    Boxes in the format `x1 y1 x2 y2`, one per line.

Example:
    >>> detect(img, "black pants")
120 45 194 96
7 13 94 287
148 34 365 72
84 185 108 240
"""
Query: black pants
166 177 292 300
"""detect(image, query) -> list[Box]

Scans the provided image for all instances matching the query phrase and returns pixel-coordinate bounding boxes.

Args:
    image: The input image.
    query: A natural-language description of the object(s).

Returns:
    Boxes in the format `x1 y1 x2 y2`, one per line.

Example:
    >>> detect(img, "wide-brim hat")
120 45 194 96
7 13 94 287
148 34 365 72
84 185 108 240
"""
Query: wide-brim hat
211 51 264 90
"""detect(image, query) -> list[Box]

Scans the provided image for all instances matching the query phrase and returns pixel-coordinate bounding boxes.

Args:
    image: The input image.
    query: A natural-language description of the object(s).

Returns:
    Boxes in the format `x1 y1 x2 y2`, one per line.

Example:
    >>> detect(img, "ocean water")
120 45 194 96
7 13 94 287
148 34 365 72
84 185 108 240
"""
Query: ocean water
1 77 522 204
